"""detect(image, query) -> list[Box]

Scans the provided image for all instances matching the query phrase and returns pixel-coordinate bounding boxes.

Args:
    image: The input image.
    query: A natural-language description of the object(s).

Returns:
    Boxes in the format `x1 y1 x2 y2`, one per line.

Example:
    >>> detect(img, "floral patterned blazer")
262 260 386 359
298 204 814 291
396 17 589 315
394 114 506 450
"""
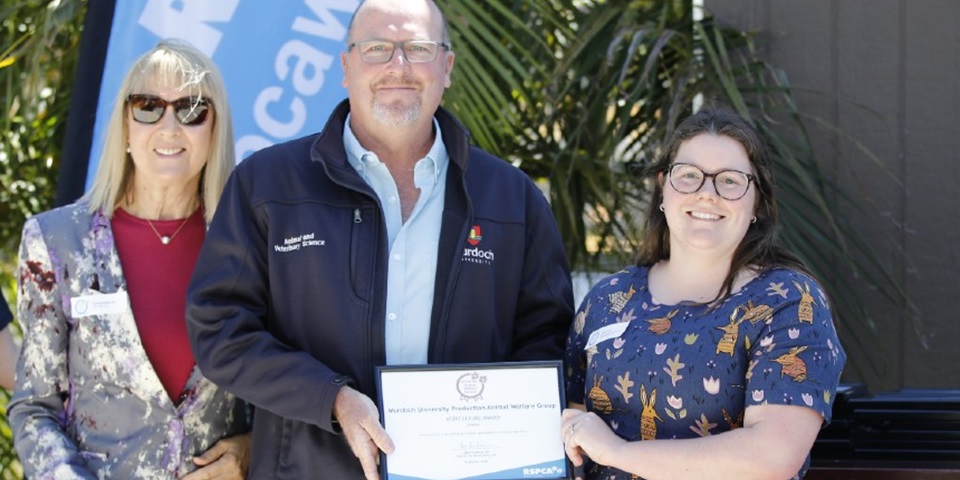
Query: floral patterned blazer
9 202 248 480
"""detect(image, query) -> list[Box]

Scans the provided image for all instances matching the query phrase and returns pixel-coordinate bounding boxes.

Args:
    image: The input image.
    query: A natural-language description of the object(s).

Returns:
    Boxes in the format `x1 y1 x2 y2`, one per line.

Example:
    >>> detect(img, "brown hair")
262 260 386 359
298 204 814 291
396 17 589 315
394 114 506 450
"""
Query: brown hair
636 105 811 303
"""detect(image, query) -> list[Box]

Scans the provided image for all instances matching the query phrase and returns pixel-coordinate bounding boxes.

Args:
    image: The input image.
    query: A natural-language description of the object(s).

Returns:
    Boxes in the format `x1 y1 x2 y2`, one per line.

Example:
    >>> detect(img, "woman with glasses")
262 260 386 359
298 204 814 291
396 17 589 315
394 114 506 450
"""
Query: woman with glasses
561 106 845 480
9 39 250 479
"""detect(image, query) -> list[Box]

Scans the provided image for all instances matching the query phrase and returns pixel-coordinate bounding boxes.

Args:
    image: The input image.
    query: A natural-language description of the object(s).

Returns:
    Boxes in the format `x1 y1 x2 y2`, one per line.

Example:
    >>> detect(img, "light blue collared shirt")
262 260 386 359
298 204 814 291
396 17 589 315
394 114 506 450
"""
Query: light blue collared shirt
343 115 448 365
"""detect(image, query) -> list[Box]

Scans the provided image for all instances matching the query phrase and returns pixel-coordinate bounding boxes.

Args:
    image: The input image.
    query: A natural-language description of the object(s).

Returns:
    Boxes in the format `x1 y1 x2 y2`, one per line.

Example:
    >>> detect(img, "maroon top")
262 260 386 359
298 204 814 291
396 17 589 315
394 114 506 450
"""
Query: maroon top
112 207 204 404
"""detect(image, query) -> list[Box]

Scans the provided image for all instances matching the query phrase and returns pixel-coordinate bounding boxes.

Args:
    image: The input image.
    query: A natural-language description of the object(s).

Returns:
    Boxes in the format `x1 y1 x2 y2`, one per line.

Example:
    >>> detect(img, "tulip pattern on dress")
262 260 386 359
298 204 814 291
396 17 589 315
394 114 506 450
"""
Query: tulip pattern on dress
565 266 845 480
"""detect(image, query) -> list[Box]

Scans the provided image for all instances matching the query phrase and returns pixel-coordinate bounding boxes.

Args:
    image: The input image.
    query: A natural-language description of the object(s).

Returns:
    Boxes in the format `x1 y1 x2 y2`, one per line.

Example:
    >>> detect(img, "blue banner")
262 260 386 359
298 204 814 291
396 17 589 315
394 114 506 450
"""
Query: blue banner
85 0 357 191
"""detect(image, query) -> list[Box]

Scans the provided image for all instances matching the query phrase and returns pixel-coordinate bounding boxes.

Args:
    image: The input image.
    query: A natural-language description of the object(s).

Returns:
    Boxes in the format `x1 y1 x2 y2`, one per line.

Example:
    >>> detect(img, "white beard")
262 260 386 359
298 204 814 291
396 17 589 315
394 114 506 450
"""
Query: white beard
372 98 421 127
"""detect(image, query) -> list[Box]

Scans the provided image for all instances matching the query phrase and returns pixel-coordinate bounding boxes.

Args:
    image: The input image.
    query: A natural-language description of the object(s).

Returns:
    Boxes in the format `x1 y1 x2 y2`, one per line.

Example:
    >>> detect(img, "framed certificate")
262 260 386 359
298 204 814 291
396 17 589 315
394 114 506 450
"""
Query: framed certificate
376 361 569 480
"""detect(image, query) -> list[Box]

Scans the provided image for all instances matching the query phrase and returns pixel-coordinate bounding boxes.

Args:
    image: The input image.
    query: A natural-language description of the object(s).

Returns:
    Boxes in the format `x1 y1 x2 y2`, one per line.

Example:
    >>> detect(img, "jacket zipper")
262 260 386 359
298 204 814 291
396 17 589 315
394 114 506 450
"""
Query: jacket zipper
350 205 384 388
432 159 472 362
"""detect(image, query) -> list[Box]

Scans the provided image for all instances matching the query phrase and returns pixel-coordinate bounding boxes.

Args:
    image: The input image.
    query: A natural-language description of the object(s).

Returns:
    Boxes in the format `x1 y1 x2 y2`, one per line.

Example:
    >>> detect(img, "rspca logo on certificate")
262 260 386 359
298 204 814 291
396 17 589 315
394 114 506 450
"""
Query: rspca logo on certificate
522 465 565 478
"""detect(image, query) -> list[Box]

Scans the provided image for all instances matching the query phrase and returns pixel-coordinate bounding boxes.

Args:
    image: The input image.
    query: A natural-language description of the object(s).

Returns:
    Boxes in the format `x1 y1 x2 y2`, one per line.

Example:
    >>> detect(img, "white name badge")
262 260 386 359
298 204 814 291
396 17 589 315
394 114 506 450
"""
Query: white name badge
585 321 630 350
71 290 129 317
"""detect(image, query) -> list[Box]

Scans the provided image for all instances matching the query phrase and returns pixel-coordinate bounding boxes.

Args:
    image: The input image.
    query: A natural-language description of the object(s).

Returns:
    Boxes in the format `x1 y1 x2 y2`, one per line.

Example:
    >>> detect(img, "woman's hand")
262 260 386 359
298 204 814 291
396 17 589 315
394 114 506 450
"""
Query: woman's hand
181 432 251 480
561 408 625 471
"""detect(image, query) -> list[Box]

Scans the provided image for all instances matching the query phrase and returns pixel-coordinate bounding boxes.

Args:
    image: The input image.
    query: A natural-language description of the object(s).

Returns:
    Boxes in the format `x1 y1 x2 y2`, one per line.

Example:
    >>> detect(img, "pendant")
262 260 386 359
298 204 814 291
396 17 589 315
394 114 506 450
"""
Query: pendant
161 236 171 245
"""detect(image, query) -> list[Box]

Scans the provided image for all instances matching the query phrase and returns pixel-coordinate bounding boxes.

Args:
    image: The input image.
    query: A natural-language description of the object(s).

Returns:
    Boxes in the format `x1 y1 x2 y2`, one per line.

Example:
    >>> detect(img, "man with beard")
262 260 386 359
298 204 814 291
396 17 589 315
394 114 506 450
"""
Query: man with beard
185 0 575 478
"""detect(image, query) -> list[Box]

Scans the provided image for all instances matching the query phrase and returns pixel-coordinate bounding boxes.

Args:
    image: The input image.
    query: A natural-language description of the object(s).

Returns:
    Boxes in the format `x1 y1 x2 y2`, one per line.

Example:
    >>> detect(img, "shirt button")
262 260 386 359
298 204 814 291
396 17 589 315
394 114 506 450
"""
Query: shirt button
393 254 402 261
388 196 397 204
388 313 397 320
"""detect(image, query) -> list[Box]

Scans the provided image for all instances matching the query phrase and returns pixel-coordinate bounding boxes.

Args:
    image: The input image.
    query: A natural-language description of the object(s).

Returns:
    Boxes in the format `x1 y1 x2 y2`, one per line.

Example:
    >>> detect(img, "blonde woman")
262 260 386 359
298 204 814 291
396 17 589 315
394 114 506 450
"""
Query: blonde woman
10 39 249 479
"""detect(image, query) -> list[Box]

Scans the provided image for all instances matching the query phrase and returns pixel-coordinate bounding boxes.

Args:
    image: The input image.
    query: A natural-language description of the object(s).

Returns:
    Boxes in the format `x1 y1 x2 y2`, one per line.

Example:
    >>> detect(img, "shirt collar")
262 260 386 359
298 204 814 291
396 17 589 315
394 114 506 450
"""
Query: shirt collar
343 114 448 185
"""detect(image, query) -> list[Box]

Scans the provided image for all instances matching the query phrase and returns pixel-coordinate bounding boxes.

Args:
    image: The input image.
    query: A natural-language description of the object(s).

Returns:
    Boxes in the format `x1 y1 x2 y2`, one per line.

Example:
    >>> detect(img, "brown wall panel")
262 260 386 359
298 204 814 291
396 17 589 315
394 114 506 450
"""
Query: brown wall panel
706 0 960 390
760 2 905 389
832 1 907 389
901 0 960 387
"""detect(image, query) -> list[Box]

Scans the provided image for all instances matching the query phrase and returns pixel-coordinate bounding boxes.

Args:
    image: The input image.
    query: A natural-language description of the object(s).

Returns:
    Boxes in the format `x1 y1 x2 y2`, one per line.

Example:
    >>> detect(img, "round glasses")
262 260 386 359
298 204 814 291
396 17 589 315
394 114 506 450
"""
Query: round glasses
127 94 212 126
668 163 756 200
348 40 449 64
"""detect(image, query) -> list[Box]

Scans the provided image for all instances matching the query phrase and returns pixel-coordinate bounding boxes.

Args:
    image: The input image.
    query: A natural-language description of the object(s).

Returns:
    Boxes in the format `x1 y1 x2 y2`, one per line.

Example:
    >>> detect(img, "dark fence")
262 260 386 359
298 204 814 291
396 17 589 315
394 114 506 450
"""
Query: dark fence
808 385 960 479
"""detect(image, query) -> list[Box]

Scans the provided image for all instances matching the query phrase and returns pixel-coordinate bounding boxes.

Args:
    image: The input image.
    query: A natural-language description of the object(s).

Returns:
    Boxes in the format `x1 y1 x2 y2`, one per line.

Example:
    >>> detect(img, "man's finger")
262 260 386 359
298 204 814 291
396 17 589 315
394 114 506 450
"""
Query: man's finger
362 418 395 455
357 438 381 480
192 442 225 466
181 459 219 480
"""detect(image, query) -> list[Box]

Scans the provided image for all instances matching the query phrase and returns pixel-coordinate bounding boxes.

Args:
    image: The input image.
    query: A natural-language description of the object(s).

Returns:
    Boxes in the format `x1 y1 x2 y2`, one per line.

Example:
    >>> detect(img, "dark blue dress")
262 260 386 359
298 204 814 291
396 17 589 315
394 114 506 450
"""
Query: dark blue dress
565 266 846 479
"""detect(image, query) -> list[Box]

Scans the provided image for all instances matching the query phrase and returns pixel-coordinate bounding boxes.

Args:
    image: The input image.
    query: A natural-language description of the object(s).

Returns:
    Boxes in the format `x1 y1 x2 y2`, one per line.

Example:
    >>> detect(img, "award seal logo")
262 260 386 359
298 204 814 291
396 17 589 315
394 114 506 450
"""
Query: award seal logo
456 371 487 401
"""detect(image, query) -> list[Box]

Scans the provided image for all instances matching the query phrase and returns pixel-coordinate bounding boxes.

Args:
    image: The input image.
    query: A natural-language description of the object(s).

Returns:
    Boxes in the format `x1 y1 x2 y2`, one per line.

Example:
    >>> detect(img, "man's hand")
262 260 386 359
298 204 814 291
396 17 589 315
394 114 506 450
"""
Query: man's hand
334 386 395 480
182 432 251 479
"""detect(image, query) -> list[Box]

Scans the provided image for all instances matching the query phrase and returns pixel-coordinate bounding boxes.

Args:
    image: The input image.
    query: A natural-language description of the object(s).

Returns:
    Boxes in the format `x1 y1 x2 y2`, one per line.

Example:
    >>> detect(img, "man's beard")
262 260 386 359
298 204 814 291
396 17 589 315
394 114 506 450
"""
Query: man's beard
372 97 421 126
370 74 422 126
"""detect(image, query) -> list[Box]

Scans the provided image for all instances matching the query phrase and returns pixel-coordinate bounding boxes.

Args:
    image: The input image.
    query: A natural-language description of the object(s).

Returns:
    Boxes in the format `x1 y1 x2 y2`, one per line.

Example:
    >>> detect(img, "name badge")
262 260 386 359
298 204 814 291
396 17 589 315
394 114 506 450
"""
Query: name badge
585 321 630 350
71 290 129 317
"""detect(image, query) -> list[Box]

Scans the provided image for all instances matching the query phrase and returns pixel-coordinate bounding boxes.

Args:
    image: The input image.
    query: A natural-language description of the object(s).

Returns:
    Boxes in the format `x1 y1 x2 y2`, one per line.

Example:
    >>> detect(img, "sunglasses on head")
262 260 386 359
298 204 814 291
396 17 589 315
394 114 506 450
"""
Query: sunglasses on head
126 94 212 126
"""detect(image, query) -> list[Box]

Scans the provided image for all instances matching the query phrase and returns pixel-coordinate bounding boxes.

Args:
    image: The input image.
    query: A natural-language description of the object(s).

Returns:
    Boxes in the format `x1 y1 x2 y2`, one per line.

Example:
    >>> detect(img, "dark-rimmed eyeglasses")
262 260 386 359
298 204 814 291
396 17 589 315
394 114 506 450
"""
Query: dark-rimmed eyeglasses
126 94 212 126
668 163 756 200
348 40 449 64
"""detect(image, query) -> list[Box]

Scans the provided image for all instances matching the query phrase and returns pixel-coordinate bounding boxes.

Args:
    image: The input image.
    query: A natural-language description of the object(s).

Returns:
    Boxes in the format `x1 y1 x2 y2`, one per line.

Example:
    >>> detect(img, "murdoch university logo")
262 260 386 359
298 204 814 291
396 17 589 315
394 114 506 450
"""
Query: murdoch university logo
462 224 494 265
456 371 486 401
467 225 483 246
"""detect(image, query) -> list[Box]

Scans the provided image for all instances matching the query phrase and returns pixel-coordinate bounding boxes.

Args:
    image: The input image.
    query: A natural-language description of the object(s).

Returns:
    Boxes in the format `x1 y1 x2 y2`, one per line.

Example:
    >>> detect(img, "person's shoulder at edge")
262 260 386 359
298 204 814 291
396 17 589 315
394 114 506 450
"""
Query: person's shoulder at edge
237 98 349 175
23 200 95 230
582 265 646 299
461 144 529 179
752 267 827 300
458 143 557 215
237 132 322 173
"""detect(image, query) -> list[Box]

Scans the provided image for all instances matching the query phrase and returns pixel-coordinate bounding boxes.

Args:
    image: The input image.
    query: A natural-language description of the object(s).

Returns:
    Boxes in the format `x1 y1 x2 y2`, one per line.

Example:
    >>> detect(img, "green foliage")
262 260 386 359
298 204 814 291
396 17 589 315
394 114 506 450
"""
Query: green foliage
1 0 86 257
440 0 914 386
0 387 18 480
1 1 89 476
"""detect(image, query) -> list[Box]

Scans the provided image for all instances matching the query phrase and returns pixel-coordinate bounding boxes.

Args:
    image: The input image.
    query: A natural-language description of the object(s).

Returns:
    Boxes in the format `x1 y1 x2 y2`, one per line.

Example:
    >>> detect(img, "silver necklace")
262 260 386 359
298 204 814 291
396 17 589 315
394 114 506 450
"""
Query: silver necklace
146 216 190 245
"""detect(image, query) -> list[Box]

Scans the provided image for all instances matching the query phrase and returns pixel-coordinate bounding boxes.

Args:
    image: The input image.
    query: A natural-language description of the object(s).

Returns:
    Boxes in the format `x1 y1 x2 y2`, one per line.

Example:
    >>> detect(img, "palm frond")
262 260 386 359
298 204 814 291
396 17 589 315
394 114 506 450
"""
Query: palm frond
442 0 916 387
